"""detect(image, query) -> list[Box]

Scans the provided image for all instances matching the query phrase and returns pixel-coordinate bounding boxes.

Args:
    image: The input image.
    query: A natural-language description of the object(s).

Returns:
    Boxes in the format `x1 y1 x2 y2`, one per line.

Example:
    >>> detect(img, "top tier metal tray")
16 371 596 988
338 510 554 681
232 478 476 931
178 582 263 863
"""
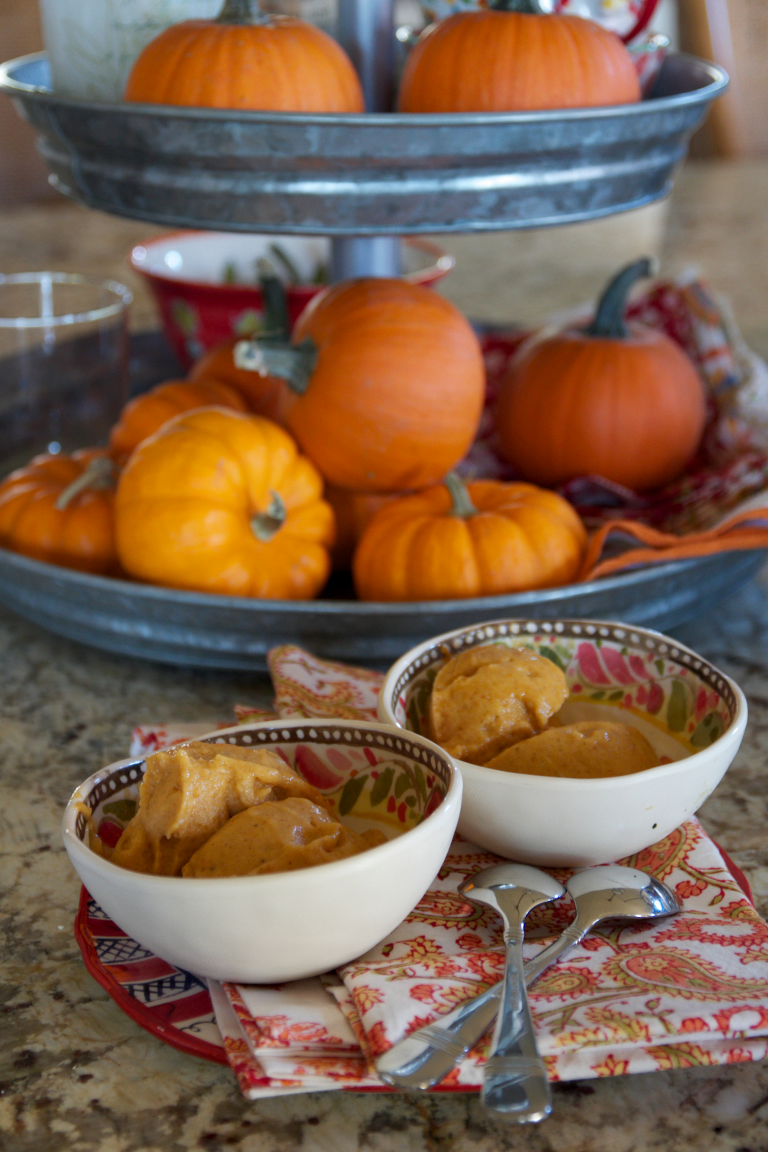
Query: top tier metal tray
1 52 726 235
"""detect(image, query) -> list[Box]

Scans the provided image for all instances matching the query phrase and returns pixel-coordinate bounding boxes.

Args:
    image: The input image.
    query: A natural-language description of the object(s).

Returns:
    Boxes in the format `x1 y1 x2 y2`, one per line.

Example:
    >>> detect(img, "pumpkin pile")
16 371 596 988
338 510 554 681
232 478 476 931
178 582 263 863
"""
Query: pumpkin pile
0 257 707 605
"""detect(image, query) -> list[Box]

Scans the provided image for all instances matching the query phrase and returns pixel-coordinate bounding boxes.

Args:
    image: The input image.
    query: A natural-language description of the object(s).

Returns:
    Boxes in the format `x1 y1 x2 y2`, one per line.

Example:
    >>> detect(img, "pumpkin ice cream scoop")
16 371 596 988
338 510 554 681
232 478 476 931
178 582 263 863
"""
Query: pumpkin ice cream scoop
485 720 659 779
111 741 328 876
114 407 334 598
429 644 569 765
182 797 386 877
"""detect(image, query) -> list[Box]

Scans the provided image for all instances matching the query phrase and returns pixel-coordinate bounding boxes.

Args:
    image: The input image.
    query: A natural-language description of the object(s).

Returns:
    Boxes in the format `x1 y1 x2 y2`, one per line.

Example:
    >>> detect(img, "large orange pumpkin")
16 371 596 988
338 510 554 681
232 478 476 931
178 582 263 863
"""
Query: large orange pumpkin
109 378 248 463
494 258 707 492
124 0 364 112
353 473 586 601
0 450 118 574
246 277 486 492
115 408 334 599
399 5 640 113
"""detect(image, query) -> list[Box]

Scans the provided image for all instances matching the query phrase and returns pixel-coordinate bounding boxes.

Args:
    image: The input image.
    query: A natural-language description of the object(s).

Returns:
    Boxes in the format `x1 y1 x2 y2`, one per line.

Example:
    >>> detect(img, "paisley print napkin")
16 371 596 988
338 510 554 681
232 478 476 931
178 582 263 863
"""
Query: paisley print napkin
131 647 768 1098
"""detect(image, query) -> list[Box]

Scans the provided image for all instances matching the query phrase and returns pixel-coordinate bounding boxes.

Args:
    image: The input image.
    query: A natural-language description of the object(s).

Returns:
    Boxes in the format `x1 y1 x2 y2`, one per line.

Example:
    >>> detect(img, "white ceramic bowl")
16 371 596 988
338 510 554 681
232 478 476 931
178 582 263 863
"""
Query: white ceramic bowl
62 719 461 983
378 619 747 868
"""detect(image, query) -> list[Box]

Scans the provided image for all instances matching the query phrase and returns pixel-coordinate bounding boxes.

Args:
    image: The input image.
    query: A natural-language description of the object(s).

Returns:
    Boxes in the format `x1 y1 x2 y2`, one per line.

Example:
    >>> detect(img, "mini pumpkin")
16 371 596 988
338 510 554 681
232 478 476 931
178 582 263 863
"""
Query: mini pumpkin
399 1 640 113
0 450 118 574
115 408 334 599
109 378 248 463
353 473 586 601
494 258 707 492
124 0 364 112
239 277 486 492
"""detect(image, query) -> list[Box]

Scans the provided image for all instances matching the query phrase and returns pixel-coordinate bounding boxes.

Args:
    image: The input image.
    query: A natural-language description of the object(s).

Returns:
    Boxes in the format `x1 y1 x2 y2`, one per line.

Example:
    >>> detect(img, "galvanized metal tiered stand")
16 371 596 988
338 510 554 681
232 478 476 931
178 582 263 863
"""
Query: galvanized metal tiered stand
0 6 757 670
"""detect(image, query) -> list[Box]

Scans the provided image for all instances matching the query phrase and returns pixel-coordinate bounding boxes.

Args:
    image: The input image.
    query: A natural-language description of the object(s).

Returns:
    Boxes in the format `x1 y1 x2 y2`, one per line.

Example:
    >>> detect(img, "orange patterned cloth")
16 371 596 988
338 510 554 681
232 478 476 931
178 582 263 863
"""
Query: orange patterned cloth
130 647 768 1098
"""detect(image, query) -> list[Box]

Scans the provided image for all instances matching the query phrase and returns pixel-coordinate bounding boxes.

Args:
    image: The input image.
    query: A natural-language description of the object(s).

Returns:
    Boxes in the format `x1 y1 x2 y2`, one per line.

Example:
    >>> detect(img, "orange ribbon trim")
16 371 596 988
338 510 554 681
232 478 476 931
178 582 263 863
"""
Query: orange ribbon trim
579 509 768 583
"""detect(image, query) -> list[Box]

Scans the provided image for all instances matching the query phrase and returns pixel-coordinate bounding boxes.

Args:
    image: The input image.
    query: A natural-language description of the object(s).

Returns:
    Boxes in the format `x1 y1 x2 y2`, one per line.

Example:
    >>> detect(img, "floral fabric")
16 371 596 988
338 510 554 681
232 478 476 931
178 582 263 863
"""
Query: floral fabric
132 647 768 1099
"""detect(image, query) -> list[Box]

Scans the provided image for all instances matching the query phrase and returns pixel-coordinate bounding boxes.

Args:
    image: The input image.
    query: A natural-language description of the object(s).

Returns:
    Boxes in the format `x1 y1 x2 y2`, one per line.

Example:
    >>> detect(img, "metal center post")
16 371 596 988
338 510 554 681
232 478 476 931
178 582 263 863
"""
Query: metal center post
331 0 400 282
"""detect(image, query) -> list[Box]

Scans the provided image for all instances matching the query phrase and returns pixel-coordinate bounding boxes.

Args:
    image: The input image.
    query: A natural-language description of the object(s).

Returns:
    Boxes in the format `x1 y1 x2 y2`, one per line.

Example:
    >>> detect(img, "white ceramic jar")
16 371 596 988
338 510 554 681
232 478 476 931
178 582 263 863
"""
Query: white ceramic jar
39 0 222 102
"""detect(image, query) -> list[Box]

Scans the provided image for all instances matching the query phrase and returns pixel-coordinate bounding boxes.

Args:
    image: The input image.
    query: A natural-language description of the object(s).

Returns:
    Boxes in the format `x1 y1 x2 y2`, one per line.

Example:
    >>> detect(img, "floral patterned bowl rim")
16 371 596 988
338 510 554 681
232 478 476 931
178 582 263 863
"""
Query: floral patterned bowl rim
378 617 747 788
65 718 461 882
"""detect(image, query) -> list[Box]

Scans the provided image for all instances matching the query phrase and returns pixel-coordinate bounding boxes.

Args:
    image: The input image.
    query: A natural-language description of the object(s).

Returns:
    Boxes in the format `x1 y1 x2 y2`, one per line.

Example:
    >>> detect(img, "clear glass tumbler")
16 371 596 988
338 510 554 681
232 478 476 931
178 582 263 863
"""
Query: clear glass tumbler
0 273 132 476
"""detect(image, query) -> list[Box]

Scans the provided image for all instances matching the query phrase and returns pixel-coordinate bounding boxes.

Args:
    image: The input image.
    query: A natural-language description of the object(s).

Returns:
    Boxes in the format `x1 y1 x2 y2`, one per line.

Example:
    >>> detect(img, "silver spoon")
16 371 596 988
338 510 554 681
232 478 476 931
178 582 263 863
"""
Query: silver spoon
461 864 564 1124
376 865 680 1101
376 866 564 1102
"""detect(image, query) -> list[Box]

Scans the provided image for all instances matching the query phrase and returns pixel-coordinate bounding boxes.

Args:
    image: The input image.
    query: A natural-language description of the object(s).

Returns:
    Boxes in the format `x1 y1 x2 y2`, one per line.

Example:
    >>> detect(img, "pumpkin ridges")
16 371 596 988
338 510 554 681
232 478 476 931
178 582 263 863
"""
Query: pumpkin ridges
287 278 484 491
126 14 363 112
353 478 585 601
115 408 333 598
466 513 539 592
399 11 639 113
0 449 118 574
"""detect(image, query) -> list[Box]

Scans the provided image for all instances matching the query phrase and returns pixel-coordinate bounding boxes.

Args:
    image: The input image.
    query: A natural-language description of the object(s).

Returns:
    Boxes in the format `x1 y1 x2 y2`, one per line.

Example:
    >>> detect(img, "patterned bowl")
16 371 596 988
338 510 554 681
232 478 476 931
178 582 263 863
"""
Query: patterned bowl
378 619 747 867
62 719 461 983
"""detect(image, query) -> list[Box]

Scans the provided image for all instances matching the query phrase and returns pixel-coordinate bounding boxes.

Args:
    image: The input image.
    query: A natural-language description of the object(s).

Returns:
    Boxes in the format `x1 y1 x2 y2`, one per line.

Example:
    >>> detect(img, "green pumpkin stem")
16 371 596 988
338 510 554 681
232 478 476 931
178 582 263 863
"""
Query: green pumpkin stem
233 337 317 395
251 490 287 542
256 258 291 343
234 267 315 393
587 257 658 339
55 456 115 511
445 472 477 519
217 0 271 25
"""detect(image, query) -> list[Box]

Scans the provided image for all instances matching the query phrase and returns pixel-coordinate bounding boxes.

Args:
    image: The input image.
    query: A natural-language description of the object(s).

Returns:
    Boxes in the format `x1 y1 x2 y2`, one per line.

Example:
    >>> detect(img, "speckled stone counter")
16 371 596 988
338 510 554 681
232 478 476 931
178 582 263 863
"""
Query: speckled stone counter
1 160 768 1150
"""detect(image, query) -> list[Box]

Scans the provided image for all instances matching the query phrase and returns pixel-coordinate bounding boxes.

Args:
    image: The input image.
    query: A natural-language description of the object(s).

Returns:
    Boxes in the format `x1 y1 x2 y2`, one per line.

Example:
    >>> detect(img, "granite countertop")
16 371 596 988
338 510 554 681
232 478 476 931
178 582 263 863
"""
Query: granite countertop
1 160 768 1151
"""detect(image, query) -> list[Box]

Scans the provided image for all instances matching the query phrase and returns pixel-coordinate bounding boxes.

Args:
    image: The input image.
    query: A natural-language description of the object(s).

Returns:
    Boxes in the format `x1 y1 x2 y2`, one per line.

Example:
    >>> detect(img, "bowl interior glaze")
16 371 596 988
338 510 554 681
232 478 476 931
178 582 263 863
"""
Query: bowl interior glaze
390 619 738 761
74 720 453 854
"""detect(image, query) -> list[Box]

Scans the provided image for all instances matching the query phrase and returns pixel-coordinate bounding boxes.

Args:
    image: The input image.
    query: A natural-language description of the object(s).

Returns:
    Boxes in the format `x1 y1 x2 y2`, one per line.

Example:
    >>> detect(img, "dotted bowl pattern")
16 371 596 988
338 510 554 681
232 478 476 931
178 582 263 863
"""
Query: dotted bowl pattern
75 723 454 844
392 618 738 731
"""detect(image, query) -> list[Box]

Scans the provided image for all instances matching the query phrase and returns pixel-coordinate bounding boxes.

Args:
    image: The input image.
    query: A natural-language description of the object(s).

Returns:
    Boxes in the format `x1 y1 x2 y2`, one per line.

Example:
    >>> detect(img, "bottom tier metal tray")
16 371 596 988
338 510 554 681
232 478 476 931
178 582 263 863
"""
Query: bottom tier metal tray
0 546 763 670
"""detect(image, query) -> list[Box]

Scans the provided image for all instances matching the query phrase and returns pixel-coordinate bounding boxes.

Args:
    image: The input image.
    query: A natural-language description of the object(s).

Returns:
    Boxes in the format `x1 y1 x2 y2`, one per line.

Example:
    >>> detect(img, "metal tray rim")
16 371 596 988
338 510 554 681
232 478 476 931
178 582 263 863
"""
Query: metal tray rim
0 543 757 618
0 51 728 126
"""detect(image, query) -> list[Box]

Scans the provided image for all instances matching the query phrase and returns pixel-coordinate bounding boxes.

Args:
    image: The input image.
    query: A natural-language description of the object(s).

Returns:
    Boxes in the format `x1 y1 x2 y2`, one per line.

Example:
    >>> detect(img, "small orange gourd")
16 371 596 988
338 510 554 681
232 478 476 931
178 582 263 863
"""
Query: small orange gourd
242 277 486 492
109 377 248 463
0 450 119 574
115 408 334 599
124 0 364 112
494 258 707 492
353 473 586 601
399 2 640 113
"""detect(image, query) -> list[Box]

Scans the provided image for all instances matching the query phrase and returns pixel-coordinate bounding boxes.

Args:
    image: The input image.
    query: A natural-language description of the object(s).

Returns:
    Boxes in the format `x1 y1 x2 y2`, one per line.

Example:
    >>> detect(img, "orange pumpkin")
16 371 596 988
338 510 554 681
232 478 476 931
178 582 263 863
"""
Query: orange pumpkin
109 378 248 463
115 408 334 599
495 258 707 492
0 450 118 574
124 0 364 112
248 277 485 492
324 485 408 570
399 5 640 113
353 473 586 601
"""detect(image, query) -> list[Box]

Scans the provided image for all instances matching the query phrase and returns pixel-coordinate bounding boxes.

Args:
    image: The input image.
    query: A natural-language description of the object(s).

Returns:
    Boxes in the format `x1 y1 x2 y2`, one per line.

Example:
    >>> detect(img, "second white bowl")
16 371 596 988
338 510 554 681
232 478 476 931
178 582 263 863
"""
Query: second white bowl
378 618 747 867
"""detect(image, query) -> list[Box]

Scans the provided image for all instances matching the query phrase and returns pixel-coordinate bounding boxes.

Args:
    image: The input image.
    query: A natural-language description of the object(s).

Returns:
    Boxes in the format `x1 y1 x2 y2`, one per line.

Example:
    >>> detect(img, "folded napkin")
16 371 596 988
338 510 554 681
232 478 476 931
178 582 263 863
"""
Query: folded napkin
132 647 768 1099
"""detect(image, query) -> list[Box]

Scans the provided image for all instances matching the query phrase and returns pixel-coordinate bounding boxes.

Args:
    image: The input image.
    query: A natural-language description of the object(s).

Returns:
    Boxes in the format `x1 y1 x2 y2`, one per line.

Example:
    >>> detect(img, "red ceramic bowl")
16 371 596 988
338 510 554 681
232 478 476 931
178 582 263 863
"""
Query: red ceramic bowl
130 233 455 368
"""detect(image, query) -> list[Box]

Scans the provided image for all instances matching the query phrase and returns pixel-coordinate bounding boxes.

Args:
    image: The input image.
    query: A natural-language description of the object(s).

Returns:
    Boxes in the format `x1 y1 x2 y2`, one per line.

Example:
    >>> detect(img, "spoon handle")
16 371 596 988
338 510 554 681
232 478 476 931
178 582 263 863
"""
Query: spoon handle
482 929 551 1124
375 923 588 1090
